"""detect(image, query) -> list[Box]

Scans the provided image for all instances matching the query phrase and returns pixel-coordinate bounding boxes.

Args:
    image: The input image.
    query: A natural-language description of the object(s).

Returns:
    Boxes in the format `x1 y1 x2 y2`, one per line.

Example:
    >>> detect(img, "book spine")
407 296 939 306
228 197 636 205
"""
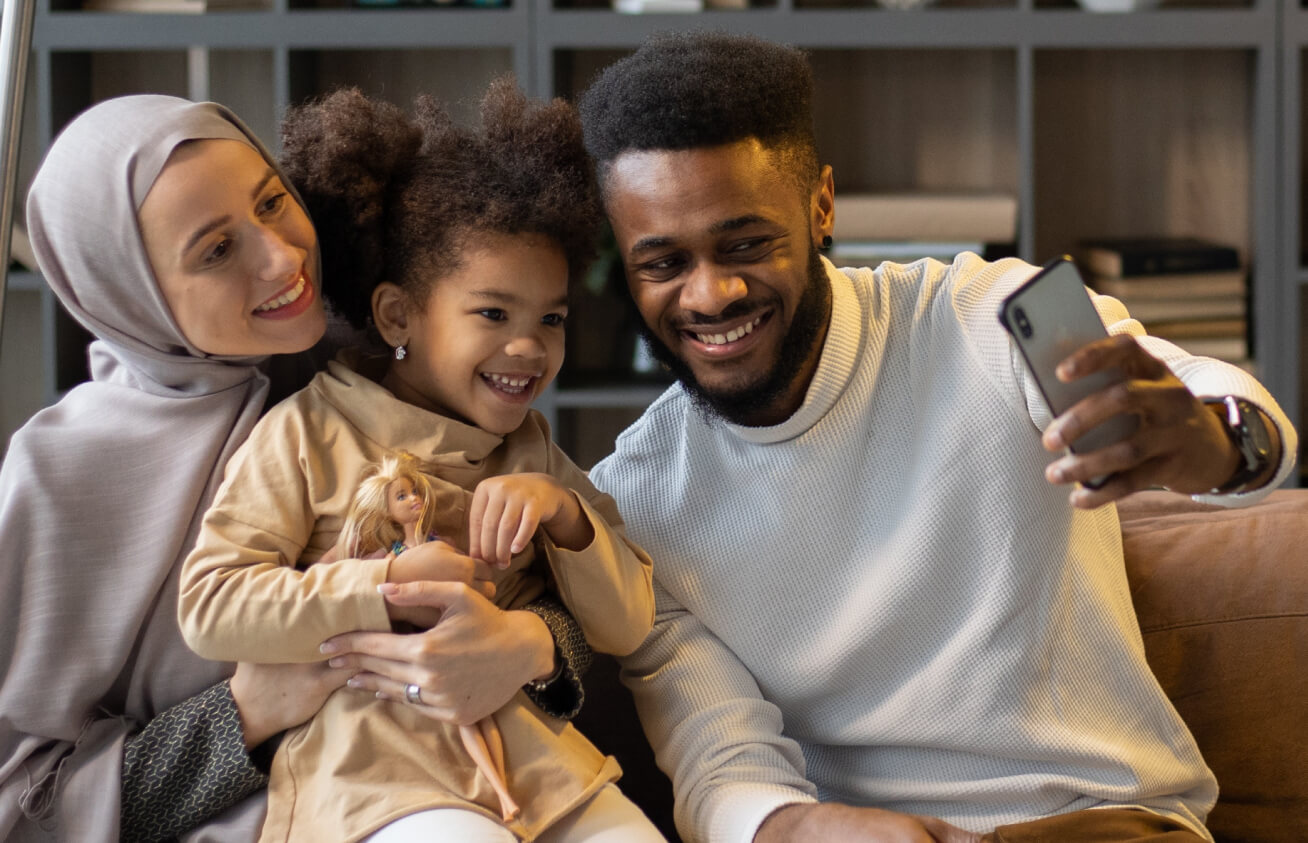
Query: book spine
1096 249 1239 277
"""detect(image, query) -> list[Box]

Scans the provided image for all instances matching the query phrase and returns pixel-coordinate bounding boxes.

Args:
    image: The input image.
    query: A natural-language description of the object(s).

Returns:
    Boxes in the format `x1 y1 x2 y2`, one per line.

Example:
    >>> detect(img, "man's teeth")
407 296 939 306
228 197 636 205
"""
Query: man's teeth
694 315 762 346
255 276 306 312
485 374 532 392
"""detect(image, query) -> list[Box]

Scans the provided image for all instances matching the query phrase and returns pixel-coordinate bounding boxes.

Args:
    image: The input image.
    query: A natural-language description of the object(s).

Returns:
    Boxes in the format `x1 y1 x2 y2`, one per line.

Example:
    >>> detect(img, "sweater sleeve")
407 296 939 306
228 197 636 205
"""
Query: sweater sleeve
178 410 393 664
537 445 655 657
119 681 266 843
984 263 1299 506
521 596 590 720
538 494 655 657
620 580 816 843
1089 294 1298 503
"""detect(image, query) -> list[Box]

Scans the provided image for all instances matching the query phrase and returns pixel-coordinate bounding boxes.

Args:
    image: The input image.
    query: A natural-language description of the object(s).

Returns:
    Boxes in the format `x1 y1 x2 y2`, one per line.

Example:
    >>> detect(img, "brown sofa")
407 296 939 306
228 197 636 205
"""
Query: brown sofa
576 489 1308 843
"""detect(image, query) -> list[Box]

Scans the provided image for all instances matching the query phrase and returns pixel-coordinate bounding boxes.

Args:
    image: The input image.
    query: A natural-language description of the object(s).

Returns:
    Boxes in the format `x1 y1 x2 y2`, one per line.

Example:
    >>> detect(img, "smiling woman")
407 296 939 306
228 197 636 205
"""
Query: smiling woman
0 95 342 843
138 137 325 357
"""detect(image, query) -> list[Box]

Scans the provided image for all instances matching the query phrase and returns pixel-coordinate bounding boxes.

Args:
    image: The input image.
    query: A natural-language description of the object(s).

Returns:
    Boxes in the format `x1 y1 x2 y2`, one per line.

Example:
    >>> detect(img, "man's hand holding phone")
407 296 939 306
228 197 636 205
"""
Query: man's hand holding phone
1039 333 1247 508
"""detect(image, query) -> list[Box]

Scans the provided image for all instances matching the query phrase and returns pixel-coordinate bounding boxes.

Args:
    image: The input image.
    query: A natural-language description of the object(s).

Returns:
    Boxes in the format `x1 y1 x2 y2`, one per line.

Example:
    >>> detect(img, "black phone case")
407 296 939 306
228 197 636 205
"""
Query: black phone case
998 256 1139 488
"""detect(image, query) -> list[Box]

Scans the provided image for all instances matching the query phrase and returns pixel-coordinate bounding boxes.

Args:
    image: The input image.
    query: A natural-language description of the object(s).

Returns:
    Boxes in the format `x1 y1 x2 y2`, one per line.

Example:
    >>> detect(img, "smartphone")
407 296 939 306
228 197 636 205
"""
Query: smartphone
998 256 1138 489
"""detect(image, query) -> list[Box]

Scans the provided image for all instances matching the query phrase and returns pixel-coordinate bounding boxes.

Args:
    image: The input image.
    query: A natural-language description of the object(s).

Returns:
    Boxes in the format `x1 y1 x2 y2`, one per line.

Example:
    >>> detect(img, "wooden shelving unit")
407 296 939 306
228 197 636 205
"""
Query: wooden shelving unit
2 0 1301 479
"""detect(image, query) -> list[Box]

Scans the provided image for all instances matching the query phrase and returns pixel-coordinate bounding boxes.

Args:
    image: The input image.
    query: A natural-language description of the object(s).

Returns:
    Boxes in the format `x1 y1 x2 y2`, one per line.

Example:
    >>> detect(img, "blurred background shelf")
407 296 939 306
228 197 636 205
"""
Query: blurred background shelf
2 0 1304 485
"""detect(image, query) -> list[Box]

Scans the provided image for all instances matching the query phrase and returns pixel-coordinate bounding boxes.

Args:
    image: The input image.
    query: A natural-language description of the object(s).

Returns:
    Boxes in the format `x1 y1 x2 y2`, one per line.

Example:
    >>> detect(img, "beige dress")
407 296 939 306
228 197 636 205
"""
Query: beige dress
179 352 655 842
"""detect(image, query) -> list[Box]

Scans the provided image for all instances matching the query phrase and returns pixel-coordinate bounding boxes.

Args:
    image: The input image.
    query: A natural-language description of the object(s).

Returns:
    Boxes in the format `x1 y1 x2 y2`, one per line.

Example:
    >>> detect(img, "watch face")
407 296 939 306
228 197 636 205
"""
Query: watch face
1234 397 1273 458
1206 396 1274 493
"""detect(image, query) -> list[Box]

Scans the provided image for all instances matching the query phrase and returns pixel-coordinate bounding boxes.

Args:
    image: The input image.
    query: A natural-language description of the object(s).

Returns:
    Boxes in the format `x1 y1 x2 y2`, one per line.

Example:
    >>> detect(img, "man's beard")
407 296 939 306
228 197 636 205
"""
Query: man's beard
634 247 831 426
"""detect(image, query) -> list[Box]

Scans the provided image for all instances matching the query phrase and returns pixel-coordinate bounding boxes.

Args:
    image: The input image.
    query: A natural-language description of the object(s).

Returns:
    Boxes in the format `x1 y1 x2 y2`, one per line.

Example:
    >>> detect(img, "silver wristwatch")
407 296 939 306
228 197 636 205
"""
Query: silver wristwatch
1204 395 1274 494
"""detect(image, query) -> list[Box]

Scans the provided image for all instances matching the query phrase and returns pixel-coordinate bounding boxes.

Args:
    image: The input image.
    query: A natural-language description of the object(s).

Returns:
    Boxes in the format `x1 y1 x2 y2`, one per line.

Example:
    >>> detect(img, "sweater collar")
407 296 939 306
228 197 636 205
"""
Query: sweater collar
314 348 506 469
726 258 865 445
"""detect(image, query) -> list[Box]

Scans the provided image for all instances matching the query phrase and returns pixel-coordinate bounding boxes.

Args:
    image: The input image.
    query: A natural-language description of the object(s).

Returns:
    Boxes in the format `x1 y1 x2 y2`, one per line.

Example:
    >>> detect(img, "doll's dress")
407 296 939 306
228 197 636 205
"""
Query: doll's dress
390 532 440 556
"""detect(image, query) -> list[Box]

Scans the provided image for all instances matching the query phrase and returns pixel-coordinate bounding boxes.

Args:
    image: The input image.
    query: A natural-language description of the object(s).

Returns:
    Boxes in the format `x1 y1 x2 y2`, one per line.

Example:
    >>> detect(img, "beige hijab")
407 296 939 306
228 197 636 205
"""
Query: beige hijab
0 95 309 841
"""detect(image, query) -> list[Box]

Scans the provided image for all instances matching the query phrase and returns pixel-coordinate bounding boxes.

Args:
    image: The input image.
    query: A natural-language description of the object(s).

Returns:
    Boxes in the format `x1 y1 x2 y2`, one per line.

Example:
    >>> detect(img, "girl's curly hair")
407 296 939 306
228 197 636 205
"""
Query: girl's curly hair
280 77 602 331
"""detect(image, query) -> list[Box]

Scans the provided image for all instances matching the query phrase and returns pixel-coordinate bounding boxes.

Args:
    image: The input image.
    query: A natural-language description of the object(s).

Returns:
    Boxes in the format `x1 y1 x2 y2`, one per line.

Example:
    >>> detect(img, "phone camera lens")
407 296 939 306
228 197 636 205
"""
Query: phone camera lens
1014 307 1033 339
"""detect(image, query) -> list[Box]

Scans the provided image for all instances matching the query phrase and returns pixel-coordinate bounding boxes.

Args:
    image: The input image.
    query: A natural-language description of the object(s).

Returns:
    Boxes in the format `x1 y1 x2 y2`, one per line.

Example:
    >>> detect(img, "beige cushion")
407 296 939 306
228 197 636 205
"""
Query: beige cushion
1119 489 1308 842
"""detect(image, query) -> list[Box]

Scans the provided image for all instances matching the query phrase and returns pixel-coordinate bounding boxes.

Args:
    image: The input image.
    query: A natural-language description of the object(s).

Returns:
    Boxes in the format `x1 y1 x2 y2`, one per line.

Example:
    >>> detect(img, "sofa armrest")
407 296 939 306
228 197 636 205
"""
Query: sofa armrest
1119 489 1308 842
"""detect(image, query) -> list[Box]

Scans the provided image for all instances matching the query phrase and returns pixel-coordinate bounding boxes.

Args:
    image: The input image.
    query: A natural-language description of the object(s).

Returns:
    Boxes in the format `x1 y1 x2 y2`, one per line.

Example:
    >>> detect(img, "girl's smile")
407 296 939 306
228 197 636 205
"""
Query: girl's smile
378 232 569 436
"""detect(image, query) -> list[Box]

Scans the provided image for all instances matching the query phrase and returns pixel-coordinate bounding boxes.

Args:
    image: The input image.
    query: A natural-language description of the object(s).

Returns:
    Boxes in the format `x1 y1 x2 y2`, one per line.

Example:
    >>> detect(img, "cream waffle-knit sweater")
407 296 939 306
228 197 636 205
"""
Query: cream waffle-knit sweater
589 254 1297 843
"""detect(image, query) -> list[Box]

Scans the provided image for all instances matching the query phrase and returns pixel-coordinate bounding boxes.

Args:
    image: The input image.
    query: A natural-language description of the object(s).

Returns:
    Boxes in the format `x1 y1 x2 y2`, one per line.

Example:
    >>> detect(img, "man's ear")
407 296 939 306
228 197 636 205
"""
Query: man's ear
811 164 835 248
372 282 410 347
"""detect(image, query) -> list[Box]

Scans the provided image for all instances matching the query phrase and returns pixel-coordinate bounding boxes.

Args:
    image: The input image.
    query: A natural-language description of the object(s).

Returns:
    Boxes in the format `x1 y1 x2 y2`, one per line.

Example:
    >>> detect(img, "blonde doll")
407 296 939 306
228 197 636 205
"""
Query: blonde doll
324 451 520 822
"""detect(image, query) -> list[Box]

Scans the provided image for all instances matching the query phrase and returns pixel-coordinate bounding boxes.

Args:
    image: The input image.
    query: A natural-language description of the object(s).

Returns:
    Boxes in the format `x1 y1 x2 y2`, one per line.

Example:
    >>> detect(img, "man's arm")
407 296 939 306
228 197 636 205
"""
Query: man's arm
619 580 817 843
623 583 983 843
1031 294 1297 508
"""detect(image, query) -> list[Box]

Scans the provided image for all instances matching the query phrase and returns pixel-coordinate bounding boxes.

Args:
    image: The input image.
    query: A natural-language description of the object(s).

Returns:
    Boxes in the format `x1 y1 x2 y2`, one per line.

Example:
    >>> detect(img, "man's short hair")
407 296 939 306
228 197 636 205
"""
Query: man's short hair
579 31 819 192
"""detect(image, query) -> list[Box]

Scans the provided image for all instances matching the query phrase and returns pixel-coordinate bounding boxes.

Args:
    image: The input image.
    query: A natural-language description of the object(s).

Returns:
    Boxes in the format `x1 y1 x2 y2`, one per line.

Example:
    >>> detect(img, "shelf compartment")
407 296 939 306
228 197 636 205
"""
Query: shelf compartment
287 47 514 119
1033 48 1252 264
50 49 190 134
555 405 654 469
810 49 1017 196
552 47 1017 197
0 289 48 458
1301 47 1308 268
201 49 277 142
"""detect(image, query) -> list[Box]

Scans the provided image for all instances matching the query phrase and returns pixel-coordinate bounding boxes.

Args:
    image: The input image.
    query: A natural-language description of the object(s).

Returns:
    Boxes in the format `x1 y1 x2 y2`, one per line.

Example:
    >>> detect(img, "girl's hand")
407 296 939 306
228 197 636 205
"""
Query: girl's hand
320 581 556 725
469 473 594 567
229 660 353 750
385 539 495 627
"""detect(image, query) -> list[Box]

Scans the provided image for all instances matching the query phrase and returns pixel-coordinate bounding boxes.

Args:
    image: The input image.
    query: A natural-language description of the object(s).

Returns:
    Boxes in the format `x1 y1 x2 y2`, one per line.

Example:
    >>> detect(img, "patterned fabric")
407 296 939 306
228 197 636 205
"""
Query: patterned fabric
120 681 267 843
523 597 591 720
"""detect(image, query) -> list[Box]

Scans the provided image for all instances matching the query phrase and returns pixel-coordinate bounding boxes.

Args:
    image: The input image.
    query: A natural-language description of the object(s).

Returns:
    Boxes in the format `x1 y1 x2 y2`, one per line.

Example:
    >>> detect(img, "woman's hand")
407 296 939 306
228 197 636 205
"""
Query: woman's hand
469 473 594 567
385 540 496 628
319 580 556 725
228 660 353 750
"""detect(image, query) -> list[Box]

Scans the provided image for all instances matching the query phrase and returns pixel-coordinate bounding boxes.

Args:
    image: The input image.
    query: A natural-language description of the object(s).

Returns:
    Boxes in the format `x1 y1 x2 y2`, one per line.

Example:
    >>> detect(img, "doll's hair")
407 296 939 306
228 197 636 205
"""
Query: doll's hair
578 31 819 198
336 451 437 559
280 77 602 333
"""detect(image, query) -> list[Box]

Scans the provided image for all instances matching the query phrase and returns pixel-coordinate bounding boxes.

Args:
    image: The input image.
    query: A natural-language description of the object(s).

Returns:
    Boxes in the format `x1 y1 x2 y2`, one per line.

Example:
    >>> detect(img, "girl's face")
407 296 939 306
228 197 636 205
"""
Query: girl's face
386 477 423 526
138 138 325 357
384 233 569 436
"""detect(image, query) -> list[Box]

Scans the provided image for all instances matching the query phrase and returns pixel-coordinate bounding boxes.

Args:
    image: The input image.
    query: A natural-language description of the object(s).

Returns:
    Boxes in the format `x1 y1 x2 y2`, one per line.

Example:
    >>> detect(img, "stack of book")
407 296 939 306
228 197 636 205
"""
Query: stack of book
829 191 1018 268
1078 236 1249 367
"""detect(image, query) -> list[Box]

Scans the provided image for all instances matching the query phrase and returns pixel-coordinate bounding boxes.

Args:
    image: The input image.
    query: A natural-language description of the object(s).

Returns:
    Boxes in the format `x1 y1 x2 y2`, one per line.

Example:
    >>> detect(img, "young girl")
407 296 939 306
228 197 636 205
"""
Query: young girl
177 81 661 843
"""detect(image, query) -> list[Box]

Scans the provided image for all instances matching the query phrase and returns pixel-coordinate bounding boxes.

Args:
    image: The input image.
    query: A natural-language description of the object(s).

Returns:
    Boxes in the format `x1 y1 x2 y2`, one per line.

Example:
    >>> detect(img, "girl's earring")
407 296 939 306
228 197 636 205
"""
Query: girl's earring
394 344 408 361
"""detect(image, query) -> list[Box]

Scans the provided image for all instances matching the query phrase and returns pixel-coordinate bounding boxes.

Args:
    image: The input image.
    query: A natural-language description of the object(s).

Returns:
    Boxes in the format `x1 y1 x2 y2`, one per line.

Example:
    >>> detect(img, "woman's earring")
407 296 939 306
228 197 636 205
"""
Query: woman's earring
394 345 407 361
821 235 833 251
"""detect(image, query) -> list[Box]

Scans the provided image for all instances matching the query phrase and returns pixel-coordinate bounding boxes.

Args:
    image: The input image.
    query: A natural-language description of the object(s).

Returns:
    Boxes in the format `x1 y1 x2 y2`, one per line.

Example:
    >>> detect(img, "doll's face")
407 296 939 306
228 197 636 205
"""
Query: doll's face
138 138 325 357
377 232 568 436
386 477 424 526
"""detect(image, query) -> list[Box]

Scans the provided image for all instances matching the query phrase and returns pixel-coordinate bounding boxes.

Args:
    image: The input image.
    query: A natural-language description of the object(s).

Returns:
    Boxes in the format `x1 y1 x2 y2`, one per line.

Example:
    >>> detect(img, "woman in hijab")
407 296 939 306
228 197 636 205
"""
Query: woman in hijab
0 95 590 842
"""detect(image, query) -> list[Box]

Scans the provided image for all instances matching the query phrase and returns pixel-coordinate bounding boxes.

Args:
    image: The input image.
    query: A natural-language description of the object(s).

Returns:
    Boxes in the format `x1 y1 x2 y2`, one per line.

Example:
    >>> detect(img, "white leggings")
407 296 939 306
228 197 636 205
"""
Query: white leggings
362 783 667 843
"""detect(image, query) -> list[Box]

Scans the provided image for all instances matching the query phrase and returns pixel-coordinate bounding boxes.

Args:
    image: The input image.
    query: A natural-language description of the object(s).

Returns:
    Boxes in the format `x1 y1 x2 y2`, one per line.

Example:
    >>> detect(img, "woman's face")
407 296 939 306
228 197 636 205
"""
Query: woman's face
138 138 325 357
